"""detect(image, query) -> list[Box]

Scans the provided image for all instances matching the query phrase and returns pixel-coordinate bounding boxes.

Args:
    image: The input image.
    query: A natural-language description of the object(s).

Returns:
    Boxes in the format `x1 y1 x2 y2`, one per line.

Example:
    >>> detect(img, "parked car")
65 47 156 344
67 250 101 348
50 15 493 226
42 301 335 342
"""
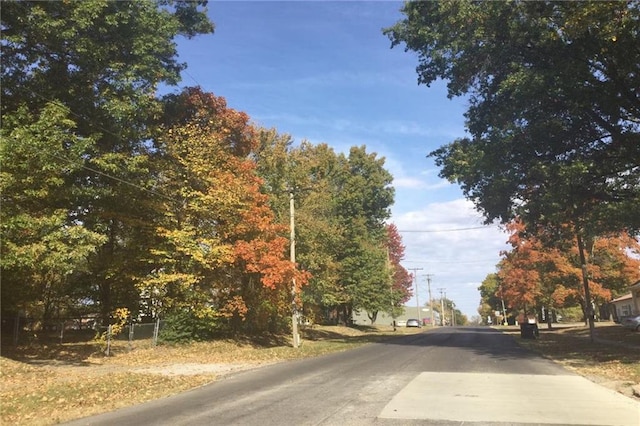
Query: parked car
620 314 640 331
406 318 421 328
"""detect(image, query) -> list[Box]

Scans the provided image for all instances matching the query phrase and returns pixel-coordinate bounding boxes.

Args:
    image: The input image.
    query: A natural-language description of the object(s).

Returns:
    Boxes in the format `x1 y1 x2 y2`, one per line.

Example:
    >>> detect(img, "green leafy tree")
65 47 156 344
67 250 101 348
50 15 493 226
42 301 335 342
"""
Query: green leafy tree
253 134 344 323
478 273 505 324
254 135 396 325
433 297 466 326
1 104 106 324
333 146 395 324
385 1 640 338
1 0 213 324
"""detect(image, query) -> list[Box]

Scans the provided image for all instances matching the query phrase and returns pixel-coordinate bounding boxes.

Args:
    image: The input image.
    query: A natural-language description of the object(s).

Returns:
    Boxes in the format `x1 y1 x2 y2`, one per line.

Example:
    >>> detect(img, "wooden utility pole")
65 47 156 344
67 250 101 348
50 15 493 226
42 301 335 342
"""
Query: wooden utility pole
451 301 456 327
290 191 300 348
408 268 423 322
438 288 446 326
426 274 434 327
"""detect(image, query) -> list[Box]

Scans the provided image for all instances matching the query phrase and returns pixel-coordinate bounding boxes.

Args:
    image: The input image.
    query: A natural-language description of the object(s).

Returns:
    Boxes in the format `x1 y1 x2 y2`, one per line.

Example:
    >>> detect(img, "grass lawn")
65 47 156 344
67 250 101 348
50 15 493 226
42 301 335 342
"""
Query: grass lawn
1 322 638 425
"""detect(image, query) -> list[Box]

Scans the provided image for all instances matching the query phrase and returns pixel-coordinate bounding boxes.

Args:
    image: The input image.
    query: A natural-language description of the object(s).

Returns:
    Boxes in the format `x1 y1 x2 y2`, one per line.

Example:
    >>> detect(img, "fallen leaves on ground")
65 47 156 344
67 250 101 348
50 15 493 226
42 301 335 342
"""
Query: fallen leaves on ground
511 322 640 387
1 325 411 425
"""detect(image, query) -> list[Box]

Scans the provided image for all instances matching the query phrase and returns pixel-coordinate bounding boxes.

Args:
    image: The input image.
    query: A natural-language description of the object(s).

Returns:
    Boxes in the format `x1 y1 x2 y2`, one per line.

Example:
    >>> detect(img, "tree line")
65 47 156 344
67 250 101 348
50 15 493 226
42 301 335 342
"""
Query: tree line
1 0 413 339
478 220 640 327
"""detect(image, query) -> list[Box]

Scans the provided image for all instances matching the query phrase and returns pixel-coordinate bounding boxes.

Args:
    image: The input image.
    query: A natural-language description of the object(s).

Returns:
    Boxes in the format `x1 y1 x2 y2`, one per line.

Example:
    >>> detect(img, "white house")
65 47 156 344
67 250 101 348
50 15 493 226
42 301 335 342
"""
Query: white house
629 280 640 315
610 293 633 322
610 280 640 321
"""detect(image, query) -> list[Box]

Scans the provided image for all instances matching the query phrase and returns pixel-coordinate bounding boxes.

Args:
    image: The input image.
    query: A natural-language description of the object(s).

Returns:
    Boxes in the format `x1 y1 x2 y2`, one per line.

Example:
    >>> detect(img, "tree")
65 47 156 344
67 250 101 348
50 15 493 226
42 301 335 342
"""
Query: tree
497 220 640 326
386 224 413 318
1 104 106 324
433 296 465 326
1 0 213 324
333 146 395 324
253 135 397 325
497 221 574 327
385 1 640 339
147 87 308 334
253 134 345 323
477 273 505 325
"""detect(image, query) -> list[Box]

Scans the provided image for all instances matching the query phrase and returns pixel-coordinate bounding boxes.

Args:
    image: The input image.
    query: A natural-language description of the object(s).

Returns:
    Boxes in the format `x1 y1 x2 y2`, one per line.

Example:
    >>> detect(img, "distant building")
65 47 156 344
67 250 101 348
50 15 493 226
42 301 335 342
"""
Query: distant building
352 306 440 326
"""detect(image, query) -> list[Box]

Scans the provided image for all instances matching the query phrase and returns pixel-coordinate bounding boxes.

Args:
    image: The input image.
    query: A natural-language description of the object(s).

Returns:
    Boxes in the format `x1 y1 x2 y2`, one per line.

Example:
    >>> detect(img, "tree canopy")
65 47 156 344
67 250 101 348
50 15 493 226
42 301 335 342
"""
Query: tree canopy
2 1 409 338
386 0 640 337
385 1 640 235
254 133 402 325
482 220 640 325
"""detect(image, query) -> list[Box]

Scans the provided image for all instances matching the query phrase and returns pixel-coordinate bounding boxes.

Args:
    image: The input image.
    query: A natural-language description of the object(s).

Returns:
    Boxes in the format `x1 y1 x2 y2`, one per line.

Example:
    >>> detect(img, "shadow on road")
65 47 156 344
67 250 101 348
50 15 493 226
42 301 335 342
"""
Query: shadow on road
374 326 545 363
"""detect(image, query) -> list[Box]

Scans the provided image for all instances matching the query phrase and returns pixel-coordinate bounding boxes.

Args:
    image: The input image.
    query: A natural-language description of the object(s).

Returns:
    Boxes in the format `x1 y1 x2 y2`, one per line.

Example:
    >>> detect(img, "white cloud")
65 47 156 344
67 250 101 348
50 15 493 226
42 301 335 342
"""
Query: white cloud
392 198 509 318
393 177 425 189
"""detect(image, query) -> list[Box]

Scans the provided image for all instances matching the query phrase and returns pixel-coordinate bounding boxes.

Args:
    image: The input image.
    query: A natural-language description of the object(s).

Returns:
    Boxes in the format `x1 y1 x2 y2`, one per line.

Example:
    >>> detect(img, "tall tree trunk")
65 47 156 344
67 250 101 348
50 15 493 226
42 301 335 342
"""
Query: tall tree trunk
576 232 595 342
100 220 116 326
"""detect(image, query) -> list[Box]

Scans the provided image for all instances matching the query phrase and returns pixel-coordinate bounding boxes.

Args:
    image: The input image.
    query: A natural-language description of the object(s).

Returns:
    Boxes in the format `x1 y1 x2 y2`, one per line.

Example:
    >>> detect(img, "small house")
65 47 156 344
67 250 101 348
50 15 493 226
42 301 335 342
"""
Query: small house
610 280 640 322
610 293 633 322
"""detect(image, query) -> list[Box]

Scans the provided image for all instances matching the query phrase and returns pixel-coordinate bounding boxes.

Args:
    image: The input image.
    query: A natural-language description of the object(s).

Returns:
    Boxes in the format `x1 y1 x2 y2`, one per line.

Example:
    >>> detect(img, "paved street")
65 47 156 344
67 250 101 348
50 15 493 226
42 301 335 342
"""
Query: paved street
65 327 640 426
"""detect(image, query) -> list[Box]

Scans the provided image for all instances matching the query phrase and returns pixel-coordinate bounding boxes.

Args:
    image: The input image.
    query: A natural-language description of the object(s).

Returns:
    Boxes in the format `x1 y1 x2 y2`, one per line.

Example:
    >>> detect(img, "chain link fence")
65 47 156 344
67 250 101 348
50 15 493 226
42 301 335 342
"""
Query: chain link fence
1 315 166 354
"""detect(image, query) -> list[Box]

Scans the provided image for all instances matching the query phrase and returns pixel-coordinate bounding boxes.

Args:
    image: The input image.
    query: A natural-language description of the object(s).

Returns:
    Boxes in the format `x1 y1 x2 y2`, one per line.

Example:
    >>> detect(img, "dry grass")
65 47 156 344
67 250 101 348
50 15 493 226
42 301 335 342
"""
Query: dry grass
505 322 640 397
2 323 637 425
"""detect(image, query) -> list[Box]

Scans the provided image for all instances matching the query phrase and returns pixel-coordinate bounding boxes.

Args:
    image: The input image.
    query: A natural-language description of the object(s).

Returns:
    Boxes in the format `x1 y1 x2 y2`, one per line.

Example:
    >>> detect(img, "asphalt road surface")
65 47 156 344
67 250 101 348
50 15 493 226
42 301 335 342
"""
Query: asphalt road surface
65 327 640 426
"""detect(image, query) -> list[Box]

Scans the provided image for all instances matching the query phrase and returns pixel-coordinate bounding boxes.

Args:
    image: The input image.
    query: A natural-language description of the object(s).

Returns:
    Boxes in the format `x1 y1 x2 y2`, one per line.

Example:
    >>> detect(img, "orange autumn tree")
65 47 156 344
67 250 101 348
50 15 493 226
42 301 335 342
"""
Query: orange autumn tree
499 220 640 326
145 87 308 337
559 233 640 320
498 220 544 319
499 220 582 328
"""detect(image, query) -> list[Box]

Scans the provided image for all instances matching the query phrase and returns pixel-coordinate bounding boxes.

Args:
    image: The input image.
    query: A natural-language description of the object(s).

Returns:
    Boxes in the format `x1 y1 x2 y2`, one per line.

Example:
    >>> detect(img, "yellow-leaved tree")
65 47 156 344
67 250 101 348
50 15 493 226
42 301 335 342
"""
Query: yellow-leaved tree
145 87 309 340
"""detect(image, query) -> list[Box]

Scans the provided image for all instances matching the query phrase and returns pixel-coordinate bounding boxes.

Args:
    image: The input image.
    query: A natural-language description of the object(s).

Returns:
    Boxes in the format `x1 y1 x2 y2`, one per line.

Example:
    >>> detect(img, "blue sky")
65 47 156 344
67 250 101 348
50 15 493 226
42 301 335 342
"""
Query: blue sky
170 1 510 319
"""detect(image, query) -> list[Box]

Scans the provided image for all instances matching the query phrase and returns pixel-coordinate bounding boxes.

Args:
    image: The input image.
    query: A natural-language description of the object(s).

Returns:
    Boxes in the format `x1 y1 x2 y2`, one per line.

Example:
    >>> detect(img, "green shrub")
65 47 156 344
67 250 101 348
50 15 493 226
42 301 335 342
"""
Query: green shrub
158 310 219 344
557 305 584 323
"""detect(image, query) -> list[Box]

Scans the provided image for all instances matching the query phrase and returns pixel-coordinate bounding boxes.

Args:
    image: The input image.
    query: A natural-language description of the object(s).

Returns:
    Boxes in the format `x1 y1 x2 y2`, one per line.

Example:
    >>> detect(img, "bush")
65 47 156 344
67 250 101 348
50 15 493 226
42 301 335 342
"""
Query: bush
557 306 584 323
158 310 219 344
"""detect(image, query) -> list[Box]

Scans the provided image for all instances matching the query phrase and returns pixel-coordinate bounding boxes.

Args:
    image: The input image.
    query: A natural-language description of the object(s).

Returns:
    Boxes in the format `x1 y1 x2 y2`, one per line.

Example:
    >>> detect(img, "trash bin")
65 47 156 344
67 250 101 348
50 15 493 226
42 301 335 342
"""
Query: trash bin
520 322 539 339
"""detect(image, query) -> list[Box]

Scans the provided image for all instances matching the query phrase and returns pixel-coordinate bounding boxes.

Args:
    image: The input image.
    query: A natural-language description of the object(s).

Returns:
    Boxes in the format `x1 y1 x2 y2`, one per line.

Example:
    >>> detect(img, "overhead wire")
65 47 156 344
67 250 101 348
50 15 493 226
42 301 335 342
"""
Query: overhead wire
398 226 495 233
19 89 183 205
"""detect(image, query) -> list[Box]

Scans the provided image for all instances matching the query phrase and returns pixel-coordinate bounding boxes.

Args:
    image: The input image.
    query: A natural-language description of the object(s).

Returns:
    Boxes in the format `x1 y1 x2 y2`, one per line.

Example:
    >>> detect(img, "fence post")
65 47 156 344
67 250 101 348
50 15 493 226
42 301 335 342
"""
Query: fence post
128 322 134 352
106 324 112 356
152 317 160 347
13 313 20 346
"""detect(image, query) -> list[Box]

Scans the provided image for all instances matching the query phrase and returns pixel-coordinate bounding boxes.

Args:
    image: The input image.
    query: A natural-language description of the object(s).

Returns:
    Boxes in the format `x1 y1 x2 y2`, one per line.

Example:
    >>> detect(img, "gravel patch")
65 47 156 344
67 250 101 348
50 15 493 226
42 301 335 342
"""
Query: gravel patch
134 363 265 376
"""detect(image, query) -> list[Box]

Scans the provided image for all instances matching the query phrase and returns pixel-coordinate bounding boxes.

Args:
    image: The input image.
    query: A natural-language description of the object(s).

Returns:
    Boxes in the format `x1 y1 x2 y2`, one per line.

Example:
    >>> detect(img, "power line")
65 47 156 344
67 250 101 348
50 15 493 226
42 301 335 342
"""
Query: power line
398 226 494 233
46 151 179 204
402 259 499 264
21 90 190 206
